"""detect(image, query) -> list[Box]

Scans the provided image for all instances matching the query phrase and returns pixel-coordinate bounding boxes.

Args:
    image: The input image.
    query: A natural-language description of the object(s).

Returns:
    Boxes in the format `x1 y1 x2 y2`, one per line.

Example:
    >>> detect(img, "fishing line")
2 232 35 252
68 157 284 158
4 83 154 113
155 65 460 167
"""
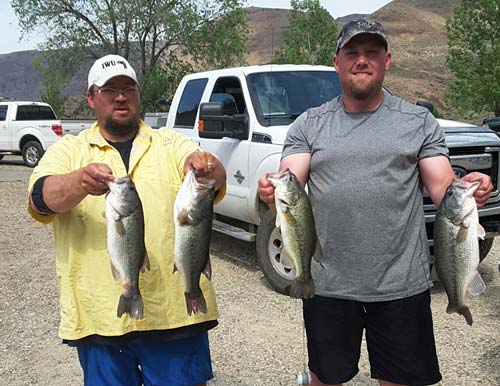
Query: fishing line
296 299 311 385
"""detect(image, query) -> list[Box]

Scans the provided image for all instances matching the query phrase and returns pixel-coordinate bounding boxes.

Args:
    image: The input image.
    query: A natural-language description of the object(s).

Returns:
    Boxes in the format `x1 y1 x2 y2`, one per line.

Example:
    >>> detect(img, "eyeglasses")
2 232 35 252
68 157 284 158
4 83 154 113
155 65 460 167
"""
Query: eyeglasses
96 87 139 98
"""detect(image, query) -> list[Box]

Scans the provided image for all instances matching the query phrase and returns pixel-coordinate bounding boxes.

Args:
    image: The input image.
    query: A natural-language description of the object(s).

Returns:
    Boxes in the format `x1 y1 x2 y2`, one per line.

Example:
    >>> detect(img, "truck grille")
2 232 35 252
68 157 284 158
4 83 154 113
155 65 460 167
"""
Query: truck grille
423 146 500 208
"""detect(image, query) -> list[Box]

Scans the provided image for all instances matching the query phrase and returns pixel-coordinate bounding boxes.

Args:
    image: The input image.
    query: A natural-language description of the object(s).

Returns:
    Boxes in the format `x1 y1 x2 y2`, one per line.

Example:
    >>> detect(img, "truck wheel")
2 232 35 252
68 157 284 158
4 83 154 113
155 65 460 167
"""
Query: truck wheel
479 238 494 262
256 207 295 295
22 141 44 167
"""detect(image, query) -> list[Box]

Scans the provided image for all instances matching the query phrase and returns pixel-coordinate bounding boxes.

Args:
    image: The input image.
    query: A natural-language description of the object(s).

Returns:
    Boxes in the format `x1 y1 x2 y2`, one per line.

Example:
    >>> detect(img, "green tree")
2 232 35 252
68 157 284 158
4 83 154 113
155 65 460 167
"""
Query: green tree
446 0 500 116
273 0 337 65
32 49 81 116
12 0 248 112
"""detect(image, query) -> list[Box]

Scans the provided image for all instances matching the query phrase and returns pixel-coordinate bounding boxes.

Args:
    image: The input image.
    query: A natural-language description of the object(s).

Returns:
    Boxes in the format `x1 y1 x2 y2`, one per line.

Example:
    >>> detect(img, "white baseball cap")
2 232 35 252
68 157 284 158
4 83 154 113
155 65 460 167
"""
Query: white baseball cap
87 54 138 90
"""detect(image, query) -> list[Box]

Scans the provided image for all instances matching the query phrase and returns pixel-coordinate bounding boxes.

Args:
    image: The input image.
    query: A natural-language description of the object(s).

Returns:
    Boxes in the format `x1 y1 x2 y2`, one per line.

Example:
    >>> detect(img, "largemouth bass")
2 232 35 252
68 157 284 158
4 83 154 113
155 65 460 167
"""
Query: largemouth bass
106 175 149 320
433 179 486 326
267 168 319 299
174 170 215 315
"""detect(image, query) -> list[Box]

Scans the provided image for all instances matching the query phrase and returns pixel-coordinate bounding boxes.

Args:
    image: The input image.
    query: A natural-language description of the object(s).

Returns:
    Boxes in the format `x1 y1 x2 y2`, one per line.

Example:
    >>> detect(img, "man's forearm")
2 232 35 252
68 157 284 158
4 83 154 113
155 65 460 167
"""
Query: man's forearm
40 170 87 214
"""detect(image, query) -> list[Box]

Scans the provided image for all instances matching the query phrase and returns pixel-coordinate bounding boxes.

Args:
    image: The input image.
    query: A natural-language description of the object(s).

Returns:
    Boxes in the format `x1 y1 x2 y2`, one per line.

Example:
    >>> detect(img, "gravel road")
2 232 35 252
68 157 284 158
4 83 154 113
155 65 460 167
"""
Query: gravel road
1 155 500 386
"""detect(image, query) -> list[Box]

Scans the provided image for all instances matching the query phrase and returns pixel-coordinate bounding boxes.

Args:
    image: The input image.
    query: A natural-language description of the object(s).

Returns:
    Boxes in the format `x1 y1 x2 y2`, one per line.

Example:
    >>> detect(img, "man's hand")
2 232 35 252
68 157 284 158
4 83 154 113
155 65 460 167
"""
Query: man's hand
79 163 114 196
461 172 493 208
258 172 276 208
184 151 226 191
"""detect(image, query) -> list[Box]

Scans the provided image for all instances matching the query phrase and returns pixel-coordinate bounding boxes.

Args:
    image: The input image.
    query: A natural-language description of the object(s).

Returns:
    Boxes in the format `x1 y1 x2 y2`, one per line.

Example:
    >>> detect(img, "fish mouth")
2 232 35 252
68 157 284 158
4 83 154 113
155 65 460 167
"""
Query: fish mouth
266 168 290 186
188 169 215 190
453 179 481 196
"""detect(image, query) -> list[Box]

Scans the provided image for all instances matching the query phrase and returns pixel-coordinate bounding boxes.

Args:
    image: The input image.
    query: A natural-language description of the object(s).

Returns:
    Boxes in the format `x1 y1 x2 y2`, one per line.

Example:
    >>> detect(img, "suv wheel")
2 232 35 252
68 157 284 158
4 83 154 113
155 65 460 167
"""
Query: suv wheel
22 141 44 167
256 207 294 295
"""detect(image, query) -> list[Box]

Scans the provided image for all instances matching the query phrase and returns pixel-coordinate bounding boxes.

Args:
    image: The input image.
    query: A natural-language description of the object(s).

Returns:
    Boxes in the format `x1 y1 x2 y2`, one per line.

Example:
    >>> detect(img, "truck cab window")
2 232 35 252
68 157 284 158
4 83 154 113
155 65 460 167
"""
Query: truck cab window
16 105 57 121
174 78 208 128
205 77 247 134
248 71 342 127
0 106 7 121
210 77 246 114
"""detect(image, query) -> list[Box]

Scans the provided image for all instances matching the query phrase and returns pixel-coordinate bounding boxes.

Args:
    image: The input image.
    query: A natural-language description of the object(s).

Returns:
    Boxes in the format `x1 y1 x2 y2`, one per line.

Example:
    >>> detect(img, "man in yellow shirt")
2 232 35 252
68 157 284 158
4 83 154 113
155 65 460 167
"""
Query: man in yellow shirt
28 54 226 386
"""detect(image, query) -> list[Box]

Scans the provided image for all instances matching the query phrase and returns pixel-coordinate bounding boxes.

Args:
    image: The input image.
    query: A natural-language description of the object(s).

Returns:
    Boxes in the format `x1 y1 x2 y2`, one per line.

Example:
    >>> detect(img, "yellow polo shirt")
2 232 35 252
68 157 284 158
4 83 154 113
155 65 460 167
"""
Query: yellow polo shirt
28 122 223 341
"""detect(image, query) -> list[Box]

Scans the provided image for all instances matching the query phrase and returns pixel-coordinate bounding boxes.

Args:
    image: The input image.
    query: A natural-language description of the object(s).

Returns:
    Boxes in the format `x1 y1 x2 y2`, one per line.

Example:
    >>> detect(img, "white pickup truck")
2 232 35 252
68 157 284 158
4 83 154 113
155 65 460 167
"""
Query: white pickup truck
0 101 92 167
166 64 500 293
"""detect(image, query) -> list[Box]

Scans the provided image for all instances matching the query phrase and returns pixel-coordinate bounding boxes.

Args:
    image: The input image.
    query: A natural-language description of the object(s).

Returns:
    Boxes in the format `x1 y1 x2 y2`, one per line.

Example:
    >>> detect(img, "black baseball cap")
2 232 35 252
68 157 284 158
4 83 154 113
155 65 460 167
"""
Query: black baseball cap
336 18 388 53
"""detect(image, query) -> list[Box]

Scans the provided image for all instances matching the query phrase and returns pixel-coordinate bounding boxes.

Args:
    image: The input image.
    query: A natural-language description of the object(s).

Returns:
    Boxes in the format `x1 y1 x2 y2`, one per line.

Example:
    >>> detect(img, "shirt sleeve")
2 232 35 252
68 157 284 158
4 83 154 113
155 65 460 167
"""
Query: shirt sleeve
418 111 449 160
282 111 311 160
27 136 75 223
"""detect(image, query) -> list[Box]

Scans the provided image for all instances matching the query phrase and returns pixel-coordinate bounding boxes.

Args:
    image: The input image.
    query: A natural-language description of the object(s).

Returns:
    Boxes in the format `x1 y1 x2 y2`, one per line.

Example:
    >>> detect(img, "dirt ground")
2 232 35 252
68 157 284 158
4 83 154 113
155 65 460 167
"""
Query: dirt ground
1 155 500 386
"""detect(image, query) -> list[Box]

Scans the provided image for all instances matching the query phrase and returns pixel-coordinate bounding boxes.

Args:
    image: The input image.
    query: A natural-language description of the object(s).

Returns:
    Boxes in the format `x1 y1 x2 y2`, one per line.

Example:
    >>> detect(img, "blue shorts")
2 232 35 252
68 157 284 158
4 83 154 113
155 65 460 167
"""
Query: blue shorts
76 332 213 386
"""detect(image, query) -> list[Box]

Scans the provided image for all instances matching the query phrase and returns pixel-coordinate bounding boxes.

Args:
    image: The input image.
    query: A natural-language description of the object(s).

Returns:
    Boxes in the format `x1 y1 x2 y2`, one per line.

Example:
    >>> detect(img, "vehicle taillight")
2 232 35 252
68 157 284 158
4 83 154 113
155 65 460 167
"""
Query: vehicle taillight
51 124 62 136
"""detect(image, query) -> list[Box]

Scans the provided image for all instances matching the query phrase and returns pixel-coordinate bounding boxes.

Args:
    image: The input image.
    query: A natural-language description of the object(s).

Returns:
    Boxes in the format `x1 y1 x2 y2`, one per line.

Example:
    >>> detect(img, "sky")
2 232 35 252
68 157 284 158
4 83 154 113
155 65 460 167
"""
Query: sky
0 0 392 54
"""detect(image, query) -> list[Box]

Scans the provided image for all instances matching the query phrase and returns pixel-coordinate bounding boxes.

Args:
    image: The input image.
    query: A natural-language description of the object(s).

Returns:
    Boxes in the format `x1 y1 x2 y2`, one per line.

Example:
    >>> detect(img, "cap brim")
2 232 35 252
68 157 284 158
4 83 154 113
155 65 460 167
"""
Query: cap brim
337 32 388 53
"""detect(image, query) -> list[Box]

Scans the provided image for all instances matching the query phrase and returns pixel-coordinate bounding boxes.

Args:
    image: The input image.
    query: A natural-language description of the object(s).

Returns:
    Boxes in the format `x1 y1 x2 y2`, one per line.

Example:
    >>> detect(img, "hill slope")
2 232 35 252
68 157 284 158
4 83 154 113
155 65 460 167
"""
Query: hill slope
1 1 471 119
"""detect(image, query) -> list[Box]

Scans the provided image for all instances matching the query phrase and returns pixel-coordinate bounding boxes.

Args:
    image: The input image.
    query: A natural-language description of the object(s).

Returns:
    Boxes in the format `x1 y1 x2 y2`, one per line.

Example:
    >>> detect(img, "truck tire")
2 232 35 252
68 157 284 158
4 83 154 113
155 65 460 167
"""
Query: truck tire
256 207 295 295
22 141 44 167
479 238 494 262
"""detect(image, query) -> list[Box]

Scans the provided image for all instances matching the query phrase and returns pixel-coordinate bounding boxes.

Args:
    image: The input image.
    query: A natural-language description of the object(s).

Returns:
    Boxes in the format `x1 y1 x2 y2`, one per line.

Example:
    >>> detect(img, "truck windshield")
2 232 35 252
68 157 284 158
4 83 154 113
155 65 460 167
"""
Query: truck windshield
247 71 342 127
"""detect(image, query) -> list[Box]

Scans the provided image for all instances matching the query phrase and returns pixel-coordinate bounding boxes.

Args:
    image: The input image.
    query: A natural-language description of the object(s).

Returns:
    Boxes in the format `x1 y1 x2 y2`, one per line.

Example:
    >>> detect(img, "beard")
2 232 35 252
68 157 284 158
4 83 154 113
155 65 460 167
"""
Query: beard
349 78 380 100
105 116 140 138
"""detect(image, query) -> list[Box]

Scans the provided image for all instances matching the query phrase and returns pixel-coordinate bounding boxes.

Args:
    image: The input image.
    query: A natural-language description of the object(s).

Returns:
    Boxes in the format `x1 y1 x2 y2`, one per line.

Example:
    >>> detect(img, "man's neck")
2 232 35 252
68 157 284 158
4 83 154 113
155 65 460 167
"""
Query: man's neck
342 90 384 113
100 128 138 143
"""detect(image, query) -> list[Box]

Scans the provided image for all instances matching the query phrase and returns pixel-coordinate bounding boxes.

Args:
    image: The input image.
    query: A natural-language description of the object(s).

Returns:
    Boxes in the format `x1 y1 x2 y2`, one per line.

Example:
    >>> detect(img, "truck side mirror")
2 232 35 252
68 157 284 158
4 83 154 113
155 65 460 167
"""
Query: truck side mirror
483 117 500 132
416 100 434 114
198 102 248 140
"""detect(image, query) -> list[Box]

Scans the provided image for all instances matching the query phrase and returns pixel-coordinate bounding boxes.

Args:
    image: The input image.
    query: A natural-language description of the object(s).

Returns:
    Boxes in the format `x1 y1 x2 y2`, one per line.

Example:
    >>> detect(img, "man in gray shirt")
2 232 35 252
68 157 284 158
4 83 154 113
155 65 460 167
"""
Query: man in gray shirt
258 18 492 386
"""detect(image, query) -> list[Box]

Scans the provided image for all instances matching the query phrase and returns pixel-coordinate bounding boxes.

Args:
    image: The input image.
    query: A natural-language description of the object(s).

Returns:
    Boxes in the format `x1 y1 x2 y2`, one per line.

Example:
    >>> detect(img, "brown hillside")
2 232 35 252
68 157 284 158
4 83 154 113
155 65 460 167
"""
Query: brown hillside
372 0 459 113
245 7 291 65
2 1 483 121
244 1 463 118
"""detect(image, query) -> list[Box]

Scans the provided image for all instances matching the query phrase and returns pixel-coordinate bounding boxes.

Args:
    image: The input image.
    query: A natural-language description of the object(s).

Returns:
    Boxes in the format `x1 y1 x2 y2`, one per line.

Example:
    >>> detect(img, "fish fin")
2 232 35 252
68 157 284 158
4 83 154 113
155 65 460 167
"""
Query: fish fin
282 211 297 226
110 261 121 281
467 271 486 296
202 258 212 280
114 219 126 236
177 208 191 226
477 224 486 240
140 252 150 273
280 249 295 268
446 304 473 326
456 225 468 242
274 210 282 229
289 278 315 299
117 293 144 320
312 238 322 262
185 291 207 316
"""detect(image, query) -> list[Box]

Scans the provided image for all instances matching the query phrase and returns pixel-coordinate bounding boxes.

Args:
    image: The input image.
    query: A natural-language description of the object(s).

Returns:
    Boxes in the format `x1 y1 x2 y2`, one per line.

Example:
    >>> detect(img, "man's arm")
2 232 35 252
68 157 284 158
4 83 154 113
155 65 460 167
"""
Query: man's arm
258 152 311 210
30 163 114 214
419 155 493 208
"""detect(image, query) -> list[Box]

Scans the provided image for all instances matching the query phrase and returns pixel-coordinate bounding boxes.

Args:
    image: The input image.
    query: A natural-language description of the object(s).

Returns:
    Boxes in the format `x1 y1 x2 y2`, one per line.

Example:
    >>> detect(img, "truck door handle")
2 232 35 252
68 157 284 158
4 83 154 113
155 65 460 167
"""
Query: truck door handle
233 170 245 184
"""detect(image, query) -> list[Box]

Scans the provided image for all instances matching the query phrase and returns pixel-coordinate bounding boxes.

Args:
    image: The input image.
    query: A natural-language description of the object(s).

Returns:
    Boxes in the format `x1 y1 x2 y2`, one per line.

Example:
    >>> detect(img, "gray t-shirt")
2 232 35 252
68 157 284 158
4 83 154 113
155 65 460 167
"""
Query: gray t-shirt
282 92 449 302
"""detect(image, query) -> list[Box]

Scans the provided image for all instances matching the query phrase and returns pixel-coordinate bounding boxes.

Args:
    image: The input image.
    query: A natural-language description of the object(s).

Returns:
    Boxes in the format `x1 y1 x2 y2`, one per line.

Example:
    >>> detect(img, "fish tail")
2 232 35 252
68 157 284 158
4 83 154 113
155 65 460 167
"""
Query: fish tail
185 291 207 316
289 278 315 299
117 293 144 320
447 304 473 326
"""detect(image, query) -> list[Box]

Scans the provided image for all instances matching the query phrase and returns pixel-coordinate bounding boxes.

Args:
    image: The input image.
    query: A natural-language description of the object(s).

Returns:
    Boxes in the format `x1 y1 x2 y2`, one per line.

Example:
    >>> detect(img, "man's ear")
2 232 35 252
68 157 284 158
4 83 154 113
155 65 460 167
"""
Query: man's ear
85 91 95 109
385 52 392 71
333 54 339 71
